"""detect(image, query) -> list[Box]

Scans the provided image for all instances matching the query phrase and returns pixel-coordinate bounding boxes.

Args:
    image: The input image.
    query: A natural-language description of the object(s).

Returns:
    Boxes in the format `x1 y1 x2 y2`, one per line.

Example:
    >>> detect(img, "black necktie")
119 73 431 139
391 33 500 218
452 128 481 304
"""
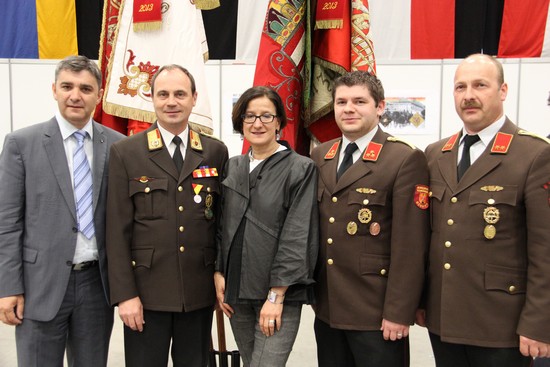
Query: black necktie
172 136 184 173
457 134 480 181
337 142 358 180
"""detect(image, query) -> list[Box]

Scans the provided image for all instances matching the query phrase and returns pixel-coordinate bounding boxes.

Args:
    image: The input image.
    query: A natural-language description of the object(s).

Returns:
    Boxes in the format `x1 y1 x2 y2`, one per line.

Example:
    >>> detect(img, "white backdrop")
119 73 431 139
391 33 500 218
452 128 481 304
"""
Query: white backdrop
1 58 549 157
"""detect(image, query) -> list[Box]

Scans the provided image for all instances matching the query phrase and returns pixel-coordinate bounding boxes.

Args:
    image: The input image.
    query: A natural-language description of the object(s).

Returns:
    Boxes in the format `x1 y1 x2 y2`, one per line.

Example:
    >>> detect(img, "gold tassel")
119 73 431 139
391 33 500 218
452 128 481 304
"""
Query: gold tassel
315 19 343 30
133 21 162 32
194 0 220 10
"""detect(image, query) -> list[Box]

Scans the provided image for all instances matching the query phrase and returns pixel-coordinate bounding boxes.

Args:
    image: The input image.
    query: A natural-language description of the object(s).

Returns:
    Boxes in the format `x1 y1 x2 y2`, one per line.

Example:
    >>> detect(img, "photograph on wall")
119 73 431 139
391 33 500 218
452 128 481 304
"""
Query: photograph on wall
380 90 437 135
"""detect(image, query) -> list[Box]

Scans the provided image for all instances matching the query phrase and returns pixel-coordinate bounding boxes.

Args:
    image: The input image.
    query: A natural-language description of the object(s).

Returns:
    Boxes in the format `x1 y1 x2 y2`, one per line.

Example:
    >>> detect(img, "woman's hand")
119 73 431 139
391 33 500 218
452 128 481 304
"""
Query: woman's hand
259 300 283 337
214 272 234 317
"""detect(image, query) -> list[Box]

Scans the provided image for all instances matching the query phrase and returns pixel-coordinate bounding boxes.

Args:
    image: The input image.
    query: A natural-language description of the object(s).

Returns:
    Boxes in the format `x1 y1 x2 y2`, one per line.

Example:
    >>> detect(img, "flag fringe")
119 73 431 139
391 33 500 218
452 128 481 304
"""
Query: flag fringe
315 19 343 30
104 102 156 122
189 122 213 136
133 21 162 32
194 0 220 10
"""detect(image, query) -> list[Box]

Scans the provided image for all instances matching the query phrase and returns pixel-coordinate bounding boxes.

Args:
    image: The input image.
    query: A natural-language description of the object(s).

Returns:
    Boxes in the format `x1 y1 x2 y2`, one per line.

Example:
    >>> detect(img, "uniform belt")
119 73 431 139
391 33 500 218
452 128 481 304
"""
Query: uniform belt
72 260 98 271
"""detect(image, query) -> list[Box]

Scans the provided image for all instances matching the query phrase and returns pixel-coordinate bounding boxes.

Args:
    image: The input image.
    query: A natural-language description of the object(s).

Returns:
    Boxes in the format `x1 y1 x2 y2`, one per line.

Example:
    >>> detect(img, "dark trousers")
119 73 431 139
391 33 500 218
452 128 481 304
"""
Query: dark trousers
124 306 213 367
314 317 409 367
429 332 532 367
16 266 113 367
534 359 550 367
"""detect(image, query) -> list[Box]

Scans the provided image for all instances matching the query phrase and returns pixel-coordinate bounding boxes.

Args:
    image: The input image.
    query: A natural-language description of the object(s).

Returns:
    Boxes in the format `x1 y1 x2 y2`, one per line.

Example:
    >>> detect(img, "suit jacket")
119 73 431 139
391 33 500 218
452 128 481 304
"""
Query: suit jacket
216 149 318 303
424 119 550 347
0 118 124 321
311 127 430 331
106 123 228 312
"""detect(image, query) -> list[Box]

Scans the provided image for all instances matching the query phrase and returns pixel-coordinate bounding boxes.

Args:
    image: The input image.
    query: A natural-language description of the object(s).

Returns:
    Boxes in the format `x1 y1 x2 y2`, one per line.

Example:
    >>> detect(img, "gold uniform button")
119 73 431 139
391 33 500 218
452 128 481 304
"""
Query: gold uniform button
329 217 335 224
445 241 452 248
488 198 495 205
429 191 433 197
327 259 334 265
447 219 454 226
508 285 516 293
380 269 387 275
144 187 151 193
444 263 451 270
451 197 458 203
131 261 136 267
179 226 184 232
207 187 212 193
332 197 338 203
179 246 185 252
178 206 184 212
327 238 333 245
178 186 183 192
363 199 369 205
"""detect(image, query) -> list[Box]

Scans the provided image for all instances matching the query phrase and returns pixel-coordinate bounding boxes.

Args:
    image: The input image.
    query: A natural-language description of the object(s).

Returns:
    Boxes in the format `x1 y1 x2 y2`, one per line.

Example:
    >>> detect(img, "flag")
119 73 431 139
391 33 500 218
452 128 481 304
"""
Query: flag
370 0 550 60
0 0 103 59
96 0 217 136
248 0 309 154
498 0 550 58
305 0 377 144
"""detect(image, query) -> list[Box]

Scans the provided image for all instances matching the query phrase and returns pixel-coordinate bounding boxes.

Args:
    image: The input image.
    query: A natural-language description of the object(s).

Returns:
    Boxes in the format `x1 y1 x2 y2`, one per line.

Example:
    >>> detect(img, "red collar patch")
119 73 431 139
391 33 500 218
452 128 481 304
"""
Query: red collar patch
442 133 459 151
362 141 383 162
324 141 340 160
490 132 513 154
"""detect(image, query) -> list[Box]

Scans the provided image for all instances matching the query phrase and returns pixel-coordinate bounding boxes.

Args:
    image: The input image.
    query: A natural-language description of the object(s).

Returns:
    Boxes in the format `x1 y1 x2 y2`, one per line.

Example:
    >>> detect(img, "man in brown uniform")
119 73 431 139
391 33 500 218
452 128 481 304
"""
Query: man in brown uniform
421 54 550 366
106 65 228 367
311 71 430 367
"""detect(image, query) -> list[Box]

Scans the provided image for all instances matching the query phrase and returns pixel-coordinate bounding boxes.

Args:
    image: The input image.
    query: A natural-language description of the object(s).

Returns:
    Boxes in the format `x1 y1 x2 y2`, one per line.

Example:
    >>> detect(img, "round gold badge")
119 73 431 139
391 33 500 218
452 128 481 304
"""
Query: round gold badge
347 221 358 235
358 208 372 224
484 224 496 240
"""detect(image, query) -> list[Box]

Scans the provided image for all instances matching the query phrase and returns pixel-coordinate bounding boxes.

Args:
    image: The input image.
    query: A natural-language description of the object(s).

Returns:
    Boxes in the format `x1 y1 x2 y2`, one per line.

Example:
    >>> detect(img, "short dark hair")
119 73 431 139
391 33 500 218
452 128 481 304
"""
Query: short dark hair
332 71 385 106
150 64 196 96
55 55 102 89
231 86 287 134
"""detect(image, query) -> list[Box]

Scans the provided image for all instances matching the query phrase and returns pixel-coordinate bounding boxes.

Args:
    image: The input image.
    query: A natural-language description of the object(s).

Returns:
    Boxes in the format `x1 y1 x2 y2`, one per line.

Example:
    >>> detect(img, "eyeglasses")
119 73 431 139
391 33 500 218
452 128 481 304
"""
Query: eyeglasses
242 113 277 124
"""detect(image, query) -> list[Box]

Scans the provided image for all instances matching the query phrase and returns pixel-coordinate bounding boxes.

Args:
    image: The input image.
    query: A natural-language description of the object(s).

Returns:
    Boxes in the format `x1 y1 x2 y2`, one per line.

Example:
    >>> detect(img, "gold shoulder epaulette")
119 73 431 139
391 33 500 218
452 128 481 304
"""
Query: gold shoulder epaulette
518 130 550 144
387 136 416 150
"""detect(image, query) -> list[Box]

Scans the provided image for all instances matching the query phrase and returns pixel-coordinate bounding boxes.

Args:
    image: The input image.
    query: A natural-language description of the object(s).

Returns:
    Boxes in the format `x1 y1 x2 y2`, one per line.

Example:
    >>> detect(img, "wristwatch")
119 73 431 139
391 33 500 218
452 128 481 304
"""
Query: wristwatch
267 289 285 304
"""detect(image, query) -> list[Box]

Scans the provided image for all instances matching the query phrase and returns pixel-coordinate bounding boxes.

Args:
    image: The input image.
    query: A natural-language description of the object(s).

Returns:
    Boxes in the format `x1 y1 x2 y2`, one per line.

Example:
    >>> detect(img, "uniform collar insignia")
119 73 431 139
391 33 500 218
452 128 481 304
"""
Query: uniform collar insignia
442 133 459 152
147 129 163 151
190 130 203 151
362 141 383 162
490 132 513 154
324 141 340 160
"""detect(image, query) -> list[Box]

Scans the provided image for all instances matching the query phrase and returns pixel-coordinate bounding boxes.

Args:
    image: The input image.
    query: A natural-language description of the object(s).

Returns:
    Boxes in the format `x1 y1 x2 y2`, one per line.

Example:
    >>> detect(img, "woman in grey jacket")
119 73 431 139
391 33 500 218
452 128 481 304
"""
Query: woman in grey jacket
214 86 319 367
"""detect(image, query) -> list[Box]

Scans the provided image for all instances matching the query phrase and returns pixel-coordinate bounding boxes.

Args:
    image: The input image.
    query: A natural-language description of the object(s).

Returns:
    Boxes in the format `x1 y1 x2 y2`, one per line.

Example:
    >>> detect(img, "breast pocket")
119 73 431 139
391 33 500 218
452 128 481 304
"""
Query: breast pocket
466 186 518 240
129 178 168 220
429 183 446 232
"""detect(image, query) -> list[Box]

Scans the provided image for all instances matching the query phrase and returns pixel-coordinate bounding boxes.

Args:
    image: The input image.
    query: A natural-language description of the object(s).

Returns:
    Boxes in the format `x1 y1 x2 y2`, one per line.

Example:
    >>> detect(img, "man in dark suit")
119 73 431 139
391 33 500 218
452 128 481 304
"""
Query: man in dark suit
106 64 228 367
421 54 550 366
311 71 430 367
0 55 124 367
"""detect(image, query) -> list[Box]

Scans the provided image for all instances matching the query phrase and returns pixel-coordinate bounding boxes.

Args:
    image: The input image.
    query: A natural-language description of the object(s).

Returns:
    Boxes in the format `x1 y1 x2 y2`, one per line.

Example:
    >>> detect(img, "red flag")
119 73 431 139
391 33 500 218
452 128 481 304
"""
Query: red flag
410 0 454 59
498 0 550 57
305 0 376 144
247 0 308 154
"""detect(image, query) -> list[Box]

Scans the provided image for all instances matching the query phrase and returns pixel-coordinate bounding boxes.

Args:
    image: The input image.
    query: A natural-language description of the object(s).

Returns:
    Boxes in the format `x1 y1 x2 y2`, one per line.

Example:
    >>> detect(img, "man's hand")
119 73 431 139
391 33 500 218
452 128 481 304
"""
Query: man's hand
0 295 24 326
118 296 144 332
381 318 409 341
520 335 550 358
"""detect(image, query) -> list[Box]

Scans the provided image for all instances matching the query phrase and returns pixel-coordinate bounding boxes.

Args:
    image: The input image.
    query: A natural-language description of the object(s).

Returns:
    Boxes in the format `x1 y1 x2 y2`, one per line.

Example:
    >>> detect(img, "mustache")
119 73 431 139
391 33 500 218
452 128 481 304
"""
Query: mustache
462 101 481 108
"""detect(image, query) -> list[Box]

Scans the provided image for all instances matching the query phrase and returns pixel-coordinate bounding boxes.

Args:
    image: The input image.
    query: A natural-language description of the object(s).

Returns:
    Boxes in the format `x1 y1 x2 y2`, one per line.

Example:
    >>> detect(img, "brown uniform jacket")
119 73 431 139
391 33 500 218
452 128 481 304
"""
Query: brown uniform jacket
425 119 550 348
311 127 430 330
106 124 228 312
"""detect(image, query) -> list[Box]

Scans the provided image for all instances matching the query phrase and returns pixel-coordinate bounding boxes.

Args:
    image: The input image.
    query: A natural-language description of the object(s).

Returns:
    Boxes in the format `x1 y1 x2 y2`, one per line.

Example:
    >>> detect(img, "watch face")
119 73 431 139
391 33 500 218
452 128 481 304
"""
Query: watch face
268 291 277 303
